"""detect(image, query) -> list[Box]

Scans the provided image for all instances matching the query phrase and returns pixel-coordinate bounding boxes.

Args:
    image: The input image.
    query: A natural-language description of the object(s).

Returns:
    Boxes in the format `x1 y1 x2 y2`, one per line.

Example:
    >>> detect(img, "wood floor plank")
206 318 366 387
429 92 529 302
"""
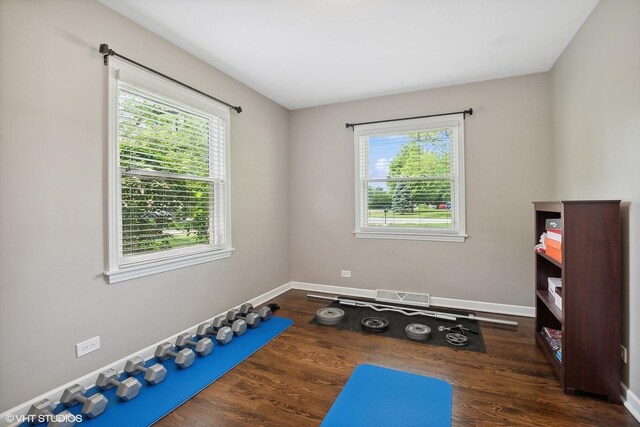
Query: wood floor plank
155 290 638 426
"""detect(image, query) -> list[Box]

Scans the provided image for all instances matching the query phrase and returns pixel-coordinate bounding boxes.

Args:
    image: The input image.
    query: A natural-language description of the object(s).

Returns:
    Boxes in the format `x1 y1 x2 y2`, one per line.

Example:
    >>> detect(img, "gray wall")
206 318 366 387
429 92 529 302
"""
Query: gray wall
289 74 554 306
0 0 290 411
550 0 640 397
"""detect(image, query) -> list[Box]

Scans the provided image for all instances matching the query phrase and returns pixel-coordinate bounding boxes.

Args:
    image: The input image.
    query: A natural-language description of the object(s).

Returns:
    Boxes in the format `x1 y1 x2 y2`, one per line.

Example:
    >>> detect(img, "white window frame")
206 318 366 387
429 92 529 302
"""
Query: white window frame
353 115 467 242
105 58 233 283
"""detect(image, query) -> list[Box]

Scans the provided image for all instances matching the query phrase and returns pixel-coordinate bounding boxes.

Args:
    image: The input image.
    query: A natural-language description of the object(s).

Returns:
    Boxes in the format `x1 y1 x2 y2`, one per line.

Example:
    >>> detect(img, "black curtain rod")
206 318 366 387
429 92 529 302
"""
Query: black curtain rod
345 108 472 129
99 43 242 114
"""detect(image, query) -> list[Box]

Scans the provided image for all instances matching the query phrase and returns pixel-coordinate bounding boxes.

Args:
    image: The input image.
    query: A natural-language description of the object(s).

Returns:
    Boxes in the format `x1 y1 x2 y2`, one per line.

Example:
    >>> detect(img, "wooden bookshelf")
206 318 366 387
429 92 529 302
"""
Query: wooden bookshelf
533 201 621 402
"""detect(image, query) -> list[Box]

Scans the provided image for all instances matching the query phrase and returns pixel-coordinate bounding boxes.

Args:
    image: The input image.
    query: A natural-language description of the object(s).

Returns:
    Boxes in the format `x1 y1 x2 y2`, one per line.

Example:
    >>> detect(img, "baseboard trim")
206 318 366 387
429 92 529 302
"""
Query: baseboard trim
291 281 375 299
288 281 535 318
0 283 289 427
622 383 640 422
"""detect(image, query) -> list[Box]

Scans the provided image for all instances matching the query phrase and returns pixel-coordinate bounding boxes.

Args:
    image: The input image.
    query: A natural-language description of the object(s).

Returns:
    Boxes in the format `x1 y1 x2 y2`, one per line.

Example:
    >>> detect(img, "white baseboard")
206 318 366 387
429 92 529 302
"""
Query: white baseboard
622 383 640 422
0 284 287 427
289 281 535 318
291 281 375 299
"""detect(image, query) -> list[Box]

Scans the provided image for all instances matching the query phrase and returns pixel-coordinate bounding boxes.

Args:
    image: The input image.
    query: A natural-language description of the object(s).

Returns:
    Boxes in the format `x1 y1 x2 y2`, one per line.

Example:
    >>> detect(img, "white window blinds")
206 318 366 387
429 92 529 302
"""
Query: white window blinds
354 115 466 242
117 82 226 261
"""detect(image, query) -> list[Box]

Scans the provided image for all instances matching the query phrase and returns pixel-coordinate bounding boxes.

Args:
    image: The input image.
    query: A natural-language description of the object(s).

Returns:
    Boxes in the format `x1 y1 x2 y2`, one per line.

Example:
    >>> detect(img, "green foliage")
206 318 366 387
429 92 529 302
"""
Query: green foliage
388 130 452 208
368 186 392 209
391 181 414 213
118 88 213 256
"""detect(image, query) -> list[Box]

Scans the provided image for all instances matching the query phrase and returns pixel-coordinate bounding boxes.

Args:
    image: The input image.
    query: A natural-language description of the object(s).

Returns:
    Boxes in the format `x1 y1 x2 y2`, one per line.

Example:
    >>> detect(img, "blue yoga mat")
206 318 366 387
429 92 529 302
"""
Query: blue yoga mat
24 316 293 426
321 364 452 427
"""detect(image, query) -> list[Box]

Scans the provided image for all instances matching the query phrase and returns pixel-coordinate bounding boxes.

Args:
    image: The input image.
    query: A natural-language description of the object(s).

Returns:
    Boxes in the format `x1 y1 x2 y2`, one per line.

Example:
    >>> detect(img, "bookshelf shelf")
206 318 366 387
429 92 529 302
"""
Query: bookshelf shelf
533 200 621 402
535 290 562 322
536 251 562 268
535 331 561 378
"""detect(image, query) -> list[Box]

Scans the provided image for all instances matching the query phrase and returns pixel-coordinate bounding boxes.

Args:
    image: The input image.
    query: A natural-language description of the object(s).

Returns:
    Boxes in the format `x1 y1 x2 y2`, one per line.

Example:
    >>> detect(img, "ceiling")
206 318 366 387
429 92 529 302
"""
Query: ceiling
99 0 598 110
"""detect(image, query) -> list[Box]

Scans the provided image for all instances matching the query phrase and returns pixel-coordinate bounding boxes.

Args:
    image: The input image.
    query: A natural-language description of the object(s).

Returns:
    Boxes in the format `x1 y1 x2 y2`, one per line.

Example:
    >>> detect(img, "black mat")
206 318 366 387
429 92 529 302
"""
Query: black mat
310 301 486 353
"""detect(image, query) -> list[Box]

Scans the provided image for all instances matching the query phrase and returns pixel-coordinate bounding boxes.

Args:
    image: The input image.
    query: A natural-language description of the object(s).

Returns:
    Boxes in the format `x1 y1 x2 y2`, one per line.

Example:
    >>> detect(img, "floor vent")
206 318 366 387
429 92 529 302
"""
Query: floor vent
375 289 430 307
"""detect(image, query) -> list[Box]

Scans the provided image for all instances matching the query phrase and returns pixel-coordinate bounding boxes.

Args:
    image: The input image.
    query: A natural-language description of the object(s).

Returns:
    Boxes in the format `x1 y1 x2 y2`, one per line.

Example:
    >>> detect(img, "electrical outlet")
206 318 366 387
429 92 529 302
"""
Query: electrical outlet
76 336 101 357
341 270 351 278
621 345 628 364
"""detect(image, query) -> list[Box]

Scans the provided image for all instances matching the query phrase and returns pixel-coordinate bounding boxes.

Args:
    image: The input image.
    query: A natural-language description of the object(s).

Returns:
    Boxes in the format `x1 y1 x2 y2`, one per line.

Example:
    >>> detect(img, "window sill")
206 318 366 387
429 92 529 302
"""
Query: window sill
104 248 234 284
354 231 467 243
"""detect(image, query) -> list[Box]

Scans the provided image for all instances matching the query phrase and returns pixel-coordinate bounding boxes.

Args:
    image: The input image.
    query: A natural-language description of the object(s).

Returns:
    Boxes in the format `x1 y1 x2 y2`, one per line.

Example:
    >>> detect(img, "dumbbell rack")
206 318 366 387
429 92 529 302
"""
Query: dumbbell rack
30 316 292 426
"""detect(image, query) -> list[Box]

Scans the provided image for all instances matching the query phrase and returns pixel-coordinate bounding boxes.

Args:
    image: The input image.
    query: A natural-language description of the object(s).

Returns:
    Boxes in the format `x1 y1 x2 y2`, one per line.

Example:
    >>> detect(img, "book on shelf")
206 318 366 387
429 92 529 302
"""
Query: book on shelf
546 230 562 242
542 219 563 262
545 242 562 262
542 327 562 351
545 218 563 231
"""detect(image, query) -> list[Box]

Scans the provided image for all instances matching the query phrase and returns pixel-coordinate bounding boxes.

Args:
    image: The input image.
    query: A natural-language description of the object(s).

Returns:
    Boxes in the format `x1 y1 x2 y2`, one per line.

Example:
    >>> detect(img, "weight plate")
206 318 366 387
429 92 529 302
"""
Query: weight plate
445 333 469 347
361 317 389 333
405 323 431 341
316 308 346 326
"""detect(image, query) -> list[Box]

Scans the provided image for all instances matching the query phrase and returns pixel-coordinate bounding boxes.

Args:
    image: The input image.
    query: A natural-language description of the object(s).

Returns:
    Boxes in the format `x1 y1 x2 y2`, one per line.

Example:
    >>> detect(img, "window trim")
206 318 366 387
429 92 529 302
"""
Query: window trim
353 115 467 243
105 58 233 284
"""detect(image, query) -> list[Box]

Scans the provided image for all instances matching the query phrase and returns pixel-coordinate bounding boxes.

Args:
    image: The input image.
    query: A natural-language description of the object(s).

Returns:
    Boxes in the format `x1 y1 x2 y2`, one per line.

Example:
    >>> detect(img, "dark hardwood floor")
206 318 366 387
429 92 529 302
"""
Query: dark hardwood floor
157 290 638 426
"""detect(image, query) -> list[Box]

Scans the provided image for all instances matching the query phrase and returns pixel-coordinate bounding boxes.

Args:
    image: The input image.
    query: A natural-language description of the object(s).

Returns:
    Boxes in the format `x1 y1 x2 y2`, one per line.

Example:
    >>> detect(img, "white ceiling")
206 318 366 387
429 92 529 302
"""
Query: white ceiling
99 0 598 110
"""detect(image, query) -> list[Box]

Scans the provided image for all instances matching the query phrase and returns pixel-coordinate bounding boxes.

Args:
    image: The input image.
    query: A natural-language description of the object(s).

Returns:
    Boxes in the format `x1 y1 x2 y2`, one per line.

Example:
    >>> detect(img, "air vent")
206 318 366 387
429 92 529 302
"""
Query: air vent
375 289 430 307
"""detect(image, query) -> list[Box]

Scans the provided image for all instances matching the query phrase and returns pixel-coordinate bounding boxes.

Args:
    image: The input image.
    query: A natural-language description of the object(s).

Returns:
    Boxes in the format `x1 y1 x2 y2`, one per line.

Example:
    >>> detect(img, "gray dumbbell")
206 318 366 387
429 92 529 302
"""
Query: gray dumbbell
227 308 261 328
195 321 234 345
155 342 195 368
216 314 247 336
27 398 75 426
175 333 213 356
96 368 141 401
60 384 108 419
239 303 272 321
124 356 167 385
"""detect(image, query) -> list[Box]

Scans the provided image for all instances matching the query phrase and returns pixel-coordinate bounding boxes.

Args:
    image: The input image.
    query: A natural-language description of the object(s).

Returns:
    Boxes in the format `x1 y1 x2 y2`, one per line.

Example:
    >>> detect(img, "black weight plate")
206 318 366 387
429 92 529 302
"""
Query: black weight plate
361 317 389 333
445 332 469 346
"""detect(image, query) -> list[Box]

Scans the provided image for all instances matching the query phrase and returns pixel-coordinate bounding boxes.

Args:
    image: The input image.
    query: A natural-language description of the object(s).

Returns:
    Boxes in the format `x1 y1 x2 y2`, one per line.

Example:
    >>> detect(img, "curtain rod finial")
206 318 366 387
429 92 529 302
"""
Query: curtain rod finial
345 123 351 128
99 43 110 54
467 108 473 116
234 106 243 114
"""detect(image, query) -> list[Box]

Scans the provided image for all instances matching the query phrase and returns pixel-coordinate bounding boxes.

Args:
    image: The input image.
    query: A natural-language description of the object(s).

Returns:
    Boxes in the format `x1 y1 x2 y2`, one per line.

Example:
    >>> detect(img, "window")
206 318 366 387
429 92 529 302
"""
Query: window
105 58 232 283
354 115 466 242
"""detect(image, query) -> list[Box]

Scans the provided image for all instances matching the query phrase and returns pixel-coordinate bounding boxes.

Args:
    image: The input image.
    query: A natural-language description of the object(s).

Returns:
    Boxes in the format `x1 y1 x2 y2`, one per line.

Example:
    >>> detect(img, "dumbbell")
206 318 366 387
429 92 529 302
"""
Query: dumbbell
195 321 234 345
226 308 261 328
216 314 247 336
175 333 213 356
60 384 108 419
96 368 141 401
27 398 75 426
124 356 167 385
155 342 195 368
207 315 245 337
239 303 272 321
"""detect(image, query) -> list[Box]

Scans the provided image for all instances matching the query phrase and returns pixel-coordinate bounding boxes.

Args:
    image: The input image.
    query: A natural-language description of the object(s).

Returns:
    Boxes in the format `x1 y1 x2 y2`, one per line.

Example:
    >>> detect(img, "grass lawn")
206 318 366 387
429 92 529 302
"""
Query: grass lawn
367 222 452 228
367 207 452 219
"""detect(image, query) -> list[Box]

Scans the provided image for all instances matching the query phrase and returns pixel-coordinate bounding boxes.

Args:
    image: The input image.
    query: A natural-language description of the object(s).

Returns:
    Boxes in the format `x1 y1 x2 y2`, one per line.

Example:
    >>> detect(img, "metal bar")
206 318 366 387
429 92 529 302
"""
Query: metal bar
307 294 518 326
99 43 243 114
345 108 472 130
121 168 217 183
